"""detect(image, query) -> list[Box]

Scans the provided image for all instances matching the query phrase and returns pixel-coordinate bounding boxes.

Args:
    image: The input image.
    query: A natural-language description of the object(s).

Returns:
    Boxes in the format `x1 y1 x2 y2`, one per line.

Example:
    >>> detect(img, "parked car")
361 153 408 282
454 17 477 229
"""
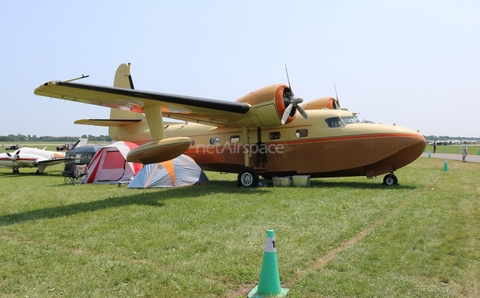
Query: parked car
5 144 19 150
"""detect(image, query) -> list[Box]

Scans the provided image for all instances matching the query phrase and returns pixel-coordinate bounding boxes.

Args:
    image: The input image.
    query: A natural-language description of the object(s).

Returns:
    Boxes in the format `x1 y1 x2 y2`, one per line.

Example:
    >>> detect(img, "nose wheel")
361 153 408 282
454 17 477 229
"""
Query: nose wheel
238 167 259 187
383 173 398 186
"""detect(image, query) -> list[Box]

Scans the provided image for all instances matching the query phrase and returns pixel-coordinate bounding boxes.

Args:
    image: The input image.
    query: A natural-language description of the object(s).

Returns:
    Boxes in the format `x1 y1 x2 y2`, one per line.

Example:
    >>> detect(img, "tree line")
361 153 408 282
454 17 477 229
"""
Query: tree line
0 134 112 143
424 135 479 141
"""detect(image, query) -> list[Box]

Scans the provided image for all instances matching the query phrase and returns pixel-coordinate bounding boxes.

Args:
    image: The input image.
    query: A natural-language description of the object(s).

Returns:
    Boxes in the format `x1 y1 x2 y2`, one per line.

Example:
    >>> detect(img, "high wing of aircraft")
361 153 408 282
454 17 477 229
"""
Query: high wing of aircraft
34 63 426 186
0 147 78 174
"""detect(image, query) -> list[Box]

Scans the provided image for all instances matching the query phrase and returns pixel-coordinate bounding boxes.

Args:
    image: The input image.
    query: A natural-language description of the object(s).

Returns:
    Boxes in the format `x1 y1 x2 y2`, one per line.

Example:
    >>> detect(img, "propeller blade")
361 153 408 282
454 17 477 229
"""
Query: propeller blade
285 64 292 89
297 105 309 120
281 103 294 125
334 82 341 108
293 97 303 105
282 65 310 123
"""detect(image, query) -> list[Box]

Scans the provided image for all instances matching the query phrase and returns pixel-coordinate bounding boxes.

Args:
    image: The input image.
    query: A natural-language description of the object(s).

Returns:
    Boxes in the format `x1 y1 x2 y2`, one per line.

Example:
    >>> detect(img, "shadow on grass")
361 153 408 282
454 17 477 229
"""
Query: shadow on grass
0 171 63 178
311 180 418 190
0 173 417 227
0 180 270 227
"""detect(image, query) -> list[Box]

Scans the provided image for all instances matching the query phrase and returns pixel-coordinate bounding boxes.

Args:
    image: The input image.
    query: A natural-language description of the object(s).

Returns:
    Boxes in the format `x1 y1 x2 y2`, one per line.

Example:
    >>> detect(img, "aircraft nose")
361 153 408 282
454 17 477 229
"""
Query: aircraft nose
394 132 426 169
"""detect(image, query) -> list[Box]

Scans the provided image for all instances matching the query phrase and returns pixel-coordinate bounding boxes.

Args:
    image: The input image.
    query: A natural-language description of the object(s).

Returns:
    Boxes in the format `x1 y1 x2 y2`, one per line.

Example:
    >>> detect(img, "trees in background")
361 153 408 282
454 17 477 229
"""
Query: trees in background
0 134 112 142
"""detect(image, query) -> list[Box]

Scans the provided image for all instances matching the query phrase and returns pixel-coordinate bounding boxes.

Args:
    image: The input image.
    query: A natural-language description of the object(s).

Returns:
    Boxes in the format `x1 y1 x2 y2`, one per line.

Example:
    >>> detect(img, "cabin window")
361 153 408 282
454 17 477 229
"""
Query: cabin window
269 132 281 140
325 117 344 128
341 116 360 125
230 135 240 144
210 137 220 145
295 129 308 138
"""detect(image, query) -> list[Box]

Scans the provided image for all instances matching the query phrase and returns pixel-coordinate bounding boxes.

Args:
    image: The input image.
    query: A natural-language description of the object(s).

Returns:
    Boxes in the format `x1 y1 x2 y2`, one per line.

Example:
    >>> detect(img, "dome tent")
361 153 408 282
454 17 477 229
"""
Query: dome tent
85 141 142 184
127 154 209 188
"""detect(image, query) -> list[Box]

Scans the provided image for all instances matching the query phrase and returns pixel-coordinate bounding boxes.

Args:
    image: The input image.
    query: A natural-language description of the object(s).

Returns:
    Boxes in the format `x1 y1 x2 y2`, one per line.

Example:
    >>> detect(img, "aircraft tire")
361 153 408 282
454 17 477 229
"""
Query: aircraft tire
238 167 259 187
383 174 398 186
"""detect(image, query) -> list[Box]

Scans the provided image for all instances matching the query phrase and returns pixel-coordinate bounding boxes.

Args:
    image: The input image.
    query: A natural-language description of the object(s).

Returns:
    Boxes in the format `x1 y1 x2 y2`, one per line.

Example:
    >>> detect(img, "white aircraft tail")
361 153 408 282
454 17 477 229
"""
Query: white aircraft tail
71 138 88 149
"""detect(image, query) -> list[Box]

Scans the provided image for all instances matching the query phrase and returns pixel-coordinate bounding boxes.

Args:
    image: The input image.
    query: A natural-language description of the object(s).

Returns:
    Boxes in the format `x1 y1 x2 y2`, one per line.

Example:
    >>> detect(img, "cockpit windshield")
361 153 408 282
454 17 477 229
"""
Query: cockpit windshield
325 115 360 128
325 117 344 128
341 116 360 125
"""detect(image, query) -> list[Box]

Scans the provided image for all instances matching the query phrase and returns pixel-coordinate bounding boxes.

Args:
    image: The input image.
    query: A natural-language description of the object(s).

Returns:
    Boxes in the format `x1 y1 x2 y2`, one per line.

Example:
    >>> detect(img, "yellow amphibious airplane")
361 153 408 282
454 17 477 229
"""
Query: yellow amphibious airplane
34 63 425 187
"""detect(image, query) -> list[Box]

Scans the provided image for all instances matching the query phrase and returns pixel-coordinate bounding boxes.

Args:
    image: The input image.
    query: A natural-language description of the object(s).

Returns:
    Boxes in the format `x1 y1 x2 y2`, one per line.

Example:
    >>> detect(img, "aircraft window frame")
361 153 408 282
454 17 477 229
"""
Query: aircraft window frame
341 116 360 125
210 137 220 145
269 132 281 140
230 135 240 144
295 129 308 138
325 117 345 128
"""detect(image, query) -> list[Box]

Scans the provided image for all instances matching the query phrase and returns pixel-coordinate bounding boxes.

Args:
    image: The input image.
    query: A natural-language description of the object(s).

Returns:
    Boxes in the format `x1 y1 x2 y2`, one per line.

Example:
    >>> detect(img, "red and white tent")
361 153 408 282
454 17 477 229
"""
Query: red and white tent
85 141 142 184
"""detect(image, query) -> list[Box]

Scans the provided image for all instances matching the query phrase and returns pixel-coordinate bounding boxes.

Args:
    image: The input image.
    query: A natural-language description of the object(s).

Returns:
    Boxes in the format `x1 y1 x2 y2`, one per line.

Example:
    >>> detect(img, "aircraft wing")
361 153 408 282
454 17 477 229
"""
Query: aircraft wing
34 81 251 126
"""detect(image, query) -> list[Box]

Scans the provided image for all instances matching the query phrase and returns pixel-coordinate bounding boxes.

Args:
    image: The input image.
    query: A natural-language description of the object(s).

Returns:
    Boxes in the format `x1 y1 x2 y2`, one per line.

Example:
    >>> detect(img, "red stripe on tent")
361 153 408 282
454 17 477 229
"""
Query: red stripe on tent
102 151 124 169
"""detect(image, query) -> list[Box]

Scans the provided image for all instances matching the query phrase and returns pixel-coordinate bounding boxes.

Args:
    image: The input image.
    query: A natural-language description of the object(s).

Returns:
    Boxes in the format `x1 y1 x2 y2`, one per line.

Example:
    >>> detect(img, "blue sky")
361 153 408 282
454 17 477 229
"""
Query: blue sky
1 1 479 137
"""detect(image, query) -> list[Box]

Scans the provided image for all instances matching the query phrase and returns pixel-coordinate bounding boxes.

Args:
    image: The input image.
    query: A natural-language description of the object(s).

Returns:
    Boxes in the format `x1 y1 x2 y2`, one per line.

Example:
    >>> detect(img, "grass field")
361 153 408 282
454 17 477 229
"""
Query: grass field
1 157 479 297
425 144 480 155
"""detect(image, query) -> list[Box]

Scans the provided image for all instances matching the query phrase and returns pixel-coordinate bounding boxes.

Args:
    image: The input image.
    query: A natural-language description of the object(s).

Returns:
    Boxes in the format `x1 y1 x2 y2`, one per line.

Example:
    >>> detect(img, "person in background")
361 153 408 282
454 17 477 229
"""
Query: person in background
433 141 437 153
462 141 468 163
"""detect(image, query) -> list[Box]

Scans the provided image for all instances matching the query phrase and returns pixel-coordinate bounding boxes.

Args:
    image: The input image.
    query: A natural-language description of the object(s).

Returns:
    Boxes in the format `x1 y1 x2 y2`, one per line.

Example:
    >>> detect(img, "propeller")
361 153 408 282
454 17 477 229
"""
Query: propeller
7 150 20 161
281 65 309 125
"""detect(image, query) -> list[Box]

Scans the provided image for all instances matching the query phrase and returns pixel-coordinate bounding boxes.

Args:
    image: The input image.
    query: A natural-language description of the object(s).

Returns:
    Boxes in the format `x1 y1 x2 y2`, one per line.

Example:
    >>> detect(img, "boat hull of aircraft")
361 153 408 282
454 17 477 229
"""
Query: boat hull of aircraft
185 132 425 179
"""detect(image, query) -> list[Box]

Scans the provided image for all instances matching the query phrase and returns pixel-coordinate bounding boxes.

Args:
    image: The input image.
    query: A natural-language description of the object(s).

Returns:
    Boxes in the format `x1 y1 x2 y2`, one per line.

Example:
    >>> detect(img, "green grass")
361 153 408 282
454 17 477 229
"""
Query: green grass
1 158 479 297
425 144 480 155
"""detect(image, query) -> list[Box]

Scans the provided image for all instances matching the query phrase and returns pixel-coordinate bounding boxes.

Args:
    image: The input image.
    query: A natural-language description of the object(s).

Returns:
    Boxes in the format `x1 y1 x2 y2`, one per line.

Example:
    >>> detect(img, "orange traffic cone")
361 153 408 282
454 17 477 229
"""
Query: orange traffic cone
247 230 289 298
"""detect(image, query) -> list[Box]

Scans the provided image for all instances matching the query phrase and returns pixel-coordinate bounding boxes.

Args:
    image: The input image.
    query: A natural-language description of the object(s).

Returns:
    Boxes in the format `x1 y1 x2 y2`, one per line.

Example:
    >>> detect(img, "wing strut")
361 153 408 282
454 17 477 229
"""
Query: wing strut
143 102 166 141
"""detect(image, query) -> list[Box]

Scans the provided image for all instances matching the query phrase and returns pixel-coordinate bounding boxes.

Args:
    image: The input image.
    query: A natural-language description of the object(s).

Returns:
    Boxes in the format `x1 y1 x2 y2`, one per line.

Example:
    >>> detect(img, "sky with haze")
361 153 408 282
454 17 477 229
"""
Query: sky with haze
1 1 479 138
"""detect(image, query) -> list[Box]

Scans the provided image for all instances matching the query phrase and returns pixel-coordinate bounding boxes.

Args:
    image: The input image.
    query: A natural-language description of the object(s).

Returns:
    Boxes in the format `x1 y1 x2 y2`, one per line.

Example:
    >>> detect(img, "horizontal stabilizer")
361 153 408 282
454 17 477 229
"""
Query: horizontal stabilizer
74 119 142 127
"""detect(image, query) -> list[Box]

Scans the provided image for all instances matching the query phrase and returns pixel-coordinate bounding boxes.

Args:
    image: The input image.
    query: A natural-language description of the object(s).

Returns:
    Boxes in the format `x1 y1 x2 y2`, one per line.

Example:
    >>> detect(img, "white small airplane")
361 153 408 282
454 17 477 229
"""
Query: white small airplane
0 139 87 174
34 63 426 186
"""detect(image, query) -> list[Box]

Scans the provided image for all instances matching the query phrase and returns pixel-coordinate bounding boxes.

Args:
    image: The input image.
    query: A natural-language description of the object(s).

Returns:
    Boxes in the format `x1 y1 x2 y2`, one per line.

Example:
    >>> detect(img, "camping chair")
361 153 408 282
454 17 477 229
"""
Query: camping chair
62 163 88 185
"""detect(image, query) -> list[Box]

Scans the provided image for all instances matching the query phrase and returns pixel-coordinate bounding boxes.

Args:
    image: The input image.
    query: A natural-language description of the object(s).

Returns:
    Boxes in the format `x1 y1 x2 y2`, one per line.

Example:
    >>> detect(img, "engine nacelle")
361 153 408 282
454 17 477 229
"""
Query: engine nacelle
301 97 340 110
232 84 296 127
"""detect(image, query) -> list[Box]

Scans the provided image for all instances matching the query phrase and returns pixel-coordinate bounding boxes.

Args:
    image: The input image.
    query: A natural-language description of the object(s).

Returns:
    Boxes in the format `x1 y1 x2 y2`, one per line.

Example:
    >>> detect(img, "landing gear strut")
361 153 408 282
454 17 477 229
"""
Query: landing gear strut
237 167 259 187
383 173 398 186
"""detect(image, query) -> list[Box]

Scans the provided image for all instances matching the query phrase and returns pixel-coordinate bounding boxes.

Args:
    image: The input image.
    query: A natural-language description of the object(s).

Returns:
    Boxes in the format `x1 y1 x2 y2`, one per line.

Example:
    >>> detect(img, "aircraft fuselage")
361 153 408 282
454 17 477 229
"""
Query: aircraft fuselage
160 109 425 179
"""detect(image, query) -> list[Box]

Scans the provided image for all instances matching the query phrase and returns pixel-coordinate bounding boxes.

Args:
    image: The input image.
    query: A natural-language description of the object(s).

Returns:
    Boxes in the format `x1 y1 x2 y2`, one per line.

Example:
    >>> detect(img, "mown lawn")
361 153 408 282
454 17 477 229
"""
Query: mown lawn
0 157 479 297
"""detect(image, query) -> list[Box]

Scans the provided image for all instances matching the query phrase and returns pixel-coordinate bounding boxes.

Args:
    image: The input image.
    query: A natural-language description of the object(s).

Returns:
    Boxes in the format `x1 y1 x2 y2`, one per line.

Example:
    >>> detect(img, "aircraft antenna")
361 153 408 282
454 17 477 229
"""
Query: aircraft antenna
62 74 90 83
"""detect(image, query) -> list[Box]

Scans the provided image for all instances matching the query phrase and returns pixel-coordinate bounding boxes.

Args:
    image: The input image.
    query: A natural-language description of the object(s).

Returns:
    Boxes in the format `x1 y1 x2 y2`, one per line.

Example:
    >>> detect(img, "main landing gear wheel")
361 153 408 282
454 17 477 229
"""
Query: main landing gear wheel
383 173 398 186
237 167 259 187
